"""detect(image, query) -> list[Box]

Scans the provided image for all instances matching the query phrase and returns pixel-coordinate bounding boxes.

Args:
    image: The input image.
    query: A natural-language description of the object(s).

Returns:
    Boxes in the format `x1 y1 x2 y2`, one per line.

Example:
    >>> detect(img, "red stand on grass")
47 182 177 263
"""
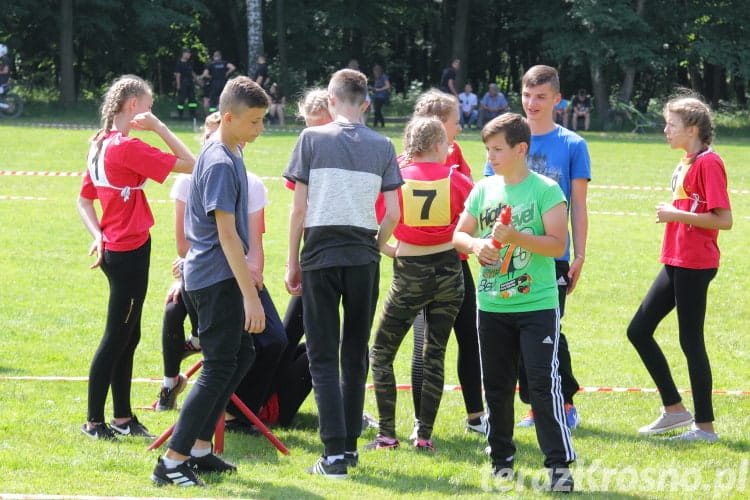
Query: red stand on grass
146 359 290 455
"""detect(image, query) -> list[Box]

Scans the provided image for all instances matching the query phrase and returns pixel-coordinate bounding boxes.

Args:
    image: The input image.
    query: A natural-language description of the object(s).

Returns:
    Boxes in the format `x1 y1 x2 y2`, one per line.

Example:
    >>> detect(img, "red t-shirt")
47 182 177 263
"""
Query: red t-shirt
80 132 176 251
446 141 472 178
378 161 473 246
661 149 731 269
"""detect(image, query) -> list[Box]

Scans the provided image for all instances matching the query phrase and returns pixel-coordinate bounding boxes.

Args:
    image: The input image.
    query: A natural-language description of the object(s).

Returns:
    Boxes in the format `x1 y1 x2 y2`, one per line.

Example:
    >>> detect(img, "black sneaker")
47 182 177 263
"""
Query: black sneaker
189 452 237 474
549 467 574 493
344 451 358 468
491 459 514 481
305 456 348 478
80 422 119 441
182 339 202 359
156 374 188 412
110 414 155 439
151 457 205 487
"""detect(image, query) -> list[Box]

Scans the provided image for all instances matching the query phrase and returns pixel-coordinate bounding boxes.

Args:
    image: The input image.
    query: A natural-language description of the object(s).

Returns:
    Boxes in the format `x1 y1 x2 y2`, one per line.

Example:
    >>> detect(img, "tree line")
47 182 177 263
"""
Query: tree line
2 0 749 125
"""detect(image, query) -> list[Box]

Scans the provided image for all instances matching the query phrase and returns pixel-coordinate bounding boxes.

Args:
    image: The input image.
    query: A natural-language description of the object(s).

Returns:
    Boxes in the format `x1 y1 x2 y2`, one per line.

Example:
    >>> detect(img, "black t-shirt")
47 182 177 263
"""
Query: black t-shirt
439 67 456 93
206 60 230 84
174 59 193 85
253 62 269 85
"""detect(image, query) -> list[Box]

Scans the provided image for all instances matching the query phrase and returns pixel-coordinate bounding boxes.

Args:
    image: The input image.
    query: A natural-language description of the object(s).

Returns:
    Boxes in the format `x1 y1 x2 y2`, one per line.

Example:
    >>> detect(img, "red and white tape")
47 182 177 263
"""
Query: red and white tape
0 376 746 395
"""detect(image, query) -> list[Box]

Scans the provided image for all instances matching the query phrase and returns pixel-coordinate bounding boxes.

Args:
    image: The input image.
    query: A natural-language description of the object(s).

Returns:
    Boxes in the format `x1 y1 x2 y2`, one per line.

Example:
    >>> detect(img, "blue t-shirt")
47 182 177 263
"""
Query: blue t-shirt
183 141 249 291
483 125 591 261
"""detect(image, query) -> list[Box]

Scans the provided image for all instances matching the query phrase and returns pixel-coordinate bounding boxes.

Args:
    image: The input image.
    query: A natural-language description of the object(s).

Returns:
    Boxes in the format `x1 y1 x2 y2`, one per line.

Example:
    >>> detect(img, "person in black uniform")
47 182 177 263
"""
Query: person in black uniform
199 51 236 114
174 48 198 120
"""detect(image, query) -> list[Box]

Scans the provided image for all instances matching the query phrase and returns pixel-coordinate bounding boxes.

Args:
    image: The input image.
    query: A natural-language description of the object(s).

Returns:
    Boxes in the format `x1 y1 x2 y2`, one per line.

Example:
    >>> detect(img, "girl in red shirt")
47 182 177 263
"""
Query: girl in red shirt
77 74 194 440
627 95 732 443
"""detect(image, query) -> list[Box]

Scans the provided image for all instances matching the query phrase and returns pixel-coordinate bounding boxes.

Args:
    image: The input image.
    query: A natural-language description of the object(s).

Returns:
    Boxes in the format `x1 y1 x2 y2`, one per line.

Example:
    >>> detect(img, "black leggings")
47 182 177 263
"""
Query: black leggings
627 265 717 423
87 238 150 423
411 260 484 416
161 284 198 378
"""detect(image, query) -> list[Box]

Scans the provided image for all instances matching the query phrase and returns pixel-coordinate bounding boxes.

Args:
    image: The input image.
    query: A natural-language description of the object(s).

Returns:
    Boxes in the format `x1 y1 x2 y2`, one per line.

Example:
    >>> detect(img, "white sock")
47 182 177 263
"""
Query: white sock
161 457 184 469
327 454 344 464
189 336 200 348
191 446 211 457
163 376 178 389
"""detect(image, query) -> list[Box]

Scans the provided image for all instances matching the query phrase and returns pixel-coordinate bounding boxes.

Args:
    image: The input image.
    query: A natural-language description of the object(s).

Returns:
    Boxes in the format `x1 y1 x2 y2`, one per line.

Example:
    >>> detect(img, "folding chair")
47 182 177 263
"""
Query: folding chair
146 359 290 455
616 101 658 133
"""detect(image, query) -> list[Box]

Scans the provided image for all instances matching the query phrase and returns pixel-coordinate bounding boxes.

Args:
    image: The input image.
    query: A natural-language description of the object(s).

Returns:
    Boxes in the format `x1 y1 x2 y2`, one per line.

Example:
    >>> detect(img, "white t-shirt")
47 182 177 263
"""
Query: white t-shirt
458 92 478 114
170 171 268 215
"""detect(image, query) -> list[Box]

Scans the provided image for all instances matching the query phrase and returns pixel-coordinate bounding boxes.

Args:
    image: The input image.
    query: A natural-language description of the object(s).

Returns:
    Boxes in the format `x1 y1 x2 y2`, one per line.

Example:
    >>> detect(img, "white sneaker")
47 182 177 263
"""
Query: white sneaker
638 408 693 435
408 418 419 441
668 424 718 443
466 414 488 435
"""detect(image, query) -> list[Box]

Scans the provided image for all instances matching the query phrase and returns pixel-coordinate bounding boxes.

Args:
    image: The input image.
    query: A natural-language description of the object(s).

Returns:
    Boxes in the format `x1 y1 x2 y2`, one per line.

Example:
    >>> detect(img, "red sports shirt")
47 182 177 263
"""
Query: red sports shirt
80 132 176 251
661 149 731 269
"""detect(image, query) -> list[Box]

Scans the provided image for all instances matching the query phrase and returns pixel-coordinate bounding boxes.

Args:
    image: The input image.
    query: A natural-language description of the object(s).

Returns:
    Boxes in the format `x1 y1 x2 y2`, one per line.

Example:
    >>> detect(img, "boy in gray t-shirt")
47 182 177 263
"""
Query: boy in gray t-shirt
284 69 402 478
151 77 269 487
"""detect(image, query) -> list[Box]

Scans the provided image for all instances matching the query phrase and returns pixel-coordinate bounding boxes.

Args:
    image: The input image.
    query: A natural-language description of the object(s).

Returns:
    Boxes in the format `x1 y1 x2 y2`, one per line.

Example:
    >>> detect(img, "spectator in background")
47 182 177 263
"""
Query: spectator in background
458 83 479 129
371 64 391 128
199 50 236 114
252 54 269 89
555 97 570 128
439 58 460 96
571 89 591 131
0 43 11 88
174 48 198 120
479 83 509 127
267 82 286 127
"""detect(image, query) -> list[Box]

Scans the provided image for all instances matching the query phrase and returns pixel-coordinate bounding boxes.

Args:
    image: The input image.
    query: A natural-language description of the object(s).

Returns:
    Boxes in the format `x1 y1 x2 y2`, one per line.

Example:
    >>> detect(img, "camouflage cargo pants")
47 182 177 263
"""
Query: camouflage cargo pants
370 249 464 440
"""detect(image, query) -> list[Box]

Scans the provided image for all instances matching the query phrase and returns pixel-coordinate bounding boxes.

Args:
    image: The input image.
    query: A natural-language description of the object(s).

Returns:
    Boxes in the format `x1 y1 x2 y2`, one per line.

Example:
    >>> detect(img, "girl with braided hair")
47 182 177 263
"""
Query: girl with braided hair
77 74 195 441
369 116 473 451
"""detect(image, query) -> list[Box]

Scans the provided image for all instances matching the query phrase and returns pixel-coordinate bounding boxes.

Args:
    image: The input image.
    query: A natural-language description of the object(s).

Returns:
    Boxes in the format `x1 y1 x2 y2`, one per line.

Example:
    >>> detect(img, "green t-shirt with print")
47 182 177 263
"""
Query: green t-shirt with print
465 171 566 313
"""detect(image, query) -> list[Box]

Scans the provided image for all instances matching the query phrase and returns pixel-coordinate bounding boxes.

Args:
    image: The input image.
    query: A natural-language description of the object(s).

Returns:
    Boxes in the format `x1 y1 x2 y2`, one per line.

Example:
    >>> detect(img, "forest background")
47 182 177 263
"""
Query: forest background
3 0 750 129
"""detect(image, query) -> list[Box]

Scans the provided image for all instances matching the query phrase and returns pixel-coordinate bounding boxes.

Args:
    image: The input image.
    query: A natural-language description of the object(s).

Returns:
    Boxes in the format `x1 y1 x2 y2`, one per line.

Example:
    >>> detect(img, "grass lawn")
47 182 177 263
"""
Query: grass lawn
0 121 748 498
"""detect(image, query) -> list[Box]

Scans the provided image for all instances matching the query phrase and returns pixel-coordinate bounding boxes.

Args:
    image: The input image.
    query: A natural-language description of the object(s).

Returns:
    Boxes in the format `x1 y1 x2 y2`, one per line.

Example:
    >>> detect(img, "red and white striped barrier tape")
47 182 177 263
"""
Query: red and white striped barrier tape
0 376 746 395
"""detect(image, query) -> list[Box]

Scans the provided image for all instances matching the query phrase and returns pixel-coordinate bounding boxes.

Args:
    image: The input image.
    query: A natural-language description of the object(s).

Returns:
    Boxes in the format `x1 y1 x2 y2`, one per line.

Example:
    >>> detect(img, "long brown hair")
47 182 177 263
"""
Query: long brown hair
91 75 151 157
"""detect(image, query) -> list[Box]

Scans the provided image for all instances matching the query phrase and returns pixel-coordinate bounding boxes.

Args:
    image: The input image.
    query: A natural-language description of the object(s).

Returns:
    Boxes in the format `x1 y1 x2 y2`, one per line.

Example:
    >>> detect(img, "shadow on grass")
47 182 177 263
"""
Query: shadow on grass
573 423 750 454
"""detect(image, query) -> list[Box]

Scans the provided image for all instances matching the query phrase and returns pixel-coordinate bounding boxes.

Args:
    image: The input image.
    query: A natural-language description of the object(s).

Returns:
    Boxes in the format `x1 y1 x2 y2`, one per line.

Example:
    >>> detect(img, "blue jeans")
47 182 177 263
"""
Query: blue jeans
169 278 256 455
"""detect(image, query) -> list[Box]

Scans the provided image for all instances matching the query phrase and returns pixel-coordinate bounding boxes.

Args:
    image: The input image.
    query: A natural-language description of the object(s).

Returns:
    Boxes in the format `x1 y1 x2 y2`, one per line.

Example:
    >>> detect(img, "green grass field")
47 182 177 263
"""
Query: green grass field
0 121 748 499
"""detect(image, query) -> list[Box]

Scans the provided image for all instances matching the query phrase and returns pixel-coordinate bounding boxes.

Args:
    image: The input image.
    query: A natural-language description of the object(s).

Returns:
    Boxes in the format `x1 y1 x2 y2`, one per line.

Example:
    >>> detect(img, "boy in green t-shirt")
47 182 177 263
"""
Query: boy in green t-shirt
453 113 575 492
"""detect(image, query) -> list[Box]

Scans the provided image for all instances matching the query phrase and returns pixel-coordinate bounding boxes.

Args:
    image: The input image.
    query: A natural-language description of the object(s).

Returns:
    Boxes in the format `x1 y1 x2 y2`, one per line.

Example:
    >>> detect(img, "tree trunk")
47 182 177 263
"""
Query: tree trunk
59 0 75 106
618 0 646 104
246 0 263 77
275 0 288 92
590 63 608 128
452 0 470 89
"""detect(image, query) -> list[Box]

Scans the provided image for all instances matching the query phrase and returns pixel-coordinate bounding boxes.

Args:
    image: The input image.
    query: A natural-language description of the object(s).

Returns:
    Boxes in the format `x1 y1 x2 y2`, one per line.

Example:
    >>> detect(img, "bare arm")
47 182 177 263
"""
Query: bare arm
174 199 190 258
377 189 400 252
492 202 568 258
656 203 732 230
226 62 236 76
130 113 195 173
285 183 307 295
567 178 589 294
216 209 265 333
77 196 103 269
453 211 501 266
246 208 265 290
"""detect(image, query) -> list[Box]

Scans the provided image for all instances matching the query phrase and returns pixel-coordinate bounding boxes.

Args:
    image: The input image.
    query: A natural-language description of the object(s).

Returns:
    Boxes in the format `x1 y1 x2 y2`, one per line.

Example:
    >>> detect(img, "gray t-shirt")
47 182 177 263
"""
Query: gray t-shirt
184 141 249 291
284 120 403 270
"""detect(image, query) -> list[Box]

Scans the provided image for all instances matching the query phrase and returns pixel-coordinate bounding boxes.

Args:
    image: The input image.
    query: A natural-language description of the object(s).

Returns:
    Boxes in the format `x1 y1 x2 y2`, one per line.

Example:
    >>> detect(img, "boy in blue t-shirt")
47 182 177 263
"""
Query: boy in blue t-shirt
454 113 575 492
484 66 591 430
151 76 269 487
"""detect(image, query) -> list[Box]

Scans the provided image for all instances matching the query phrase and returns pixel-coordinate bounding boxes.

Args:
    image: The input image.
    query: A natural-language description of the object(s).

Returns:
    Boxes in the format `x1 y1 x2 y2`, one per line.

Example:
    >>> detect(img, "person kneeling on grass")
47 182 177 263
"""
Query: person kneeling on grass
453 113 576 492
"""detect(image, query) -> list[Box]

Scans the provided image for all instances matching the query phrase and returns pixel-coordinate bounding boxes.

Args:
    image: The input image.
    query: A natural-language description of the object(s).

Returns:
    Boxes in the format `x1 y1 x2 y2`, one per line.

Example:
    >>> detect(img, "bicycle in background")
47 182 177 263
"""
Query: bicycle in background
0 83 23 118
